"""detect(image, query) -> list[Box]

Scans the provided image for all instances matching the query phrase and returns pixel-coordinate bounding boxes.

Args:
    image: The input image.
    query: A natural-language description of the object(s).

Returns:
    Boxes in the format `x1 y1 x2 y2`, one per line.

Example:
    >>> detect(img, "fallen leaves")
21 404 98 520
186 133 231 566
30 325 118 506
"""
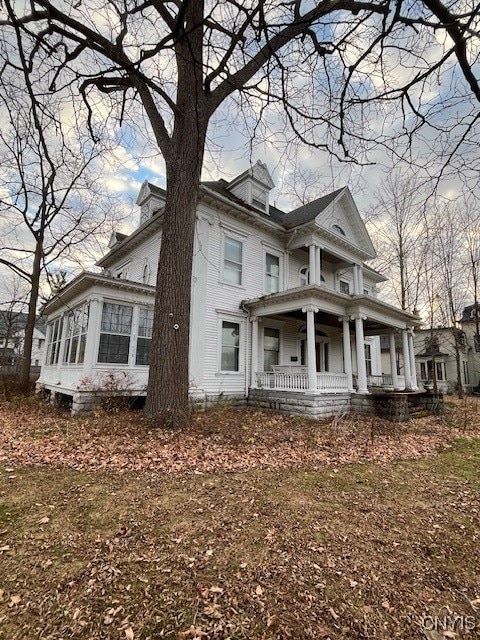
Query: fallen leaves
1 399 480 476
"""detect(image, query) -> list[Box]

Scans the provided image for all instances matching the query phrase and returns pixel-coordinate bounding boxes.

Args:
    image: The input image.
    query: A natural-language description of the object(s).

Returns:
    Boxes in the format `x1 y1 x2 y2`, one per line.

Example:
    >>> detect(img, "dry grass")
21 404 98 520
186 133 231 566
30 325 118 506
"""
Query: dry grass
0 396 479 638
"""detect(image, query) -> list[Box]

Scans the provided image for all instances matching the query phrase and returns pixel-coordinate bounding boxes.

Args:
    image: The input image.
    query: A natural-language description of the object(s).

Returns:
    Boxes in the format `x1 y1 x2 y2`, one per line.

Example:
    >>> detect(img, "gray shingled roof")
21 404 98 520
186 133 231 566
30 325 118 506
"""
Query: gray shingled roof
280 188 345 229
201 179 287 225
201 180 344 230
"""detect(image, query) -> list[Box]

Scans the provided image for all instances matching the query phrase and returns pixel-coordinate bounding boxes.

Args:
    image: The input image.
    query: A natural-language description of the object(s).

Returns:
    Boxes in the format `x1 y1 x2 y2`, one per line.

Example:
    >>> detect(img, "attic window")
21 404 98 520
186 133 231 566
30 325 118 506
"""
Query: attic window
251 185 267 212
332 224 346 236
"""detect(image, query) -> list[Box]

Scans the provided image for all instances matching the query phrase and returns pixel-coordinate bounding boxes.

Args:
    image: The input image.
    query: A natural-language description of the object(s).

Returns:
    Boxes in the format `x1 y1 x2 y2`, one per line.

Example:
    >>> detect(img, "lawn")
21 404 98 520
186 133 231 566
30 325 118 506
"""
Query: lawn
0 397 479 639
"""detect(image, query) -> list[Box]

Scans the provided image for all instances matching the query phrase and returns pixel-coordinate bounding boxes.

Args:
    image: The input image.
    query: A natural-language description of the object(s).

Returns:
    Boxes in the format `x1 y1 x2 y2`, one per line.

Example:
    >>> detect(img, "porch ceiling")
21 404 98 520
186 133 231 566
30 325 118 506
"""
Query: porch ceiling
242 284 422 331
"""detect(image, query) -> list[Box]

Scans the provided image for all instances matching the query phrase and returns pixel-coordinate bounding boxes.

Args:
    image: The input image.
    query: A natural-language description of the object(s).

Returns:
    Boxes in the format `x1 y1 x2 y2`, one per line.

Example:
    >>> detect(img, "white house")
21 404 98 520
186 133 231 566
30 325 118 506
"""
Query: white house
38 162 421 415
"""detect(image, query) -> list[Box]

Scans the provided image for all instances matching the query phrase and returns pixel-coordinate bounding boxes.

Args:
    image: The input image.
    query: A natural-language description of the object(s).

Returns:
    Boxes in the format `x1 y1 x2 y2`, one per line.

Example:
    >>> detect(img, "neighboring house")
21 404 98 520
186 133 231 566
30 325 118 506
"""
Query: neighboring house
0 311 46 368
38 162 421 415
413 305 480 393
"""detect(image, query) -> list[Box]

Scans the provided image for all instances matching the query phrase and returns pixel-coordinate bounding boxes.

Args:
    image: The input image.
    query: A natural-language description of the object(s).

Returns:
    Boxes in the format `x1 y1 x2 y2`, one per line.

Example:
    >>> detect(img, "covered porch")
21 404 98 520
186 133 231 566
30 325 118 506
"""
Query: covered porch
243 284 421 397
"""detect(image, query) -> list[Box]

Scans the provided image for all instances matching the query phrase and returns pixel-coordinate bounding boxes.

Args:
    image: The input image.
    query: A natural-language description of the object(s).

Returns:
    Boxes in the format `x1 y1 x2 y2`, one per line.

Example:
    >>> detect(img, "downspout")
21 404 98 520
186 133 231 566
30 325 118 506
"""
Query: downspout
240 300 250 398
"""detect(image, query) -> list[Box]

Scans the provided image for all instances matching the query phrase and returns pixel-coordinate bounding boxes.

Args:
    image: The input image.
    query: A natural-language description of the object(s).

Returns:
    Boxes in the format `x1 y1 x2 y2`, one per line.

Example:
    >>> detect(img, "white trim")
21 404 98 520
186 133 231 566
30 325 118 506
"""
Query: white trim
264 247 283 294
220 230 244 288
217 314 245 375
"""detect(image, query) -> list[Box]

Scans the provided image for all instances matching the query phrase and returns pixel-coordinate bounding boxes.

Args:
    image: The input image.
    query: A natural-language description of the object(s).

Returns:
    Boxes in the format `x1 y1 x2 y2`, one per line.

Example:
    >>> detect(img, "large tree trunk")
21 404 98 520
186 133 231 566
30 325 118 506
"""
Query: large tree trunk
21 239 42 388
144 153 204 427
144 0 207 427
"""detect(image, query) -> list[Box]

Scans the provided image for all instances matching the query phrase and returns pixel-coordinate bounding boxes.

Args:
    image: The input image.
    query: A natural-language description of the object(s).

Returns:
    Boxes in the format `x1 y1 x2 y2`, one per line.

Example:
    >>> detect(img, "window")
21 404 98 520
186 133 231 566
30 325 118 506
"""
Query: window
475 334 480 353
364 343 372 377
420 359 445 380
299 265 324 286
332 224 346 236
264 327 280 371
463 361 470 385
265 253 280 294
221 321 240 371
98 303 132 364
436 362 445 381
135 308 154 365
340 280 350 294
63 303 90 365
252 185 267 211
300 266 309 286
46 317 62 366
223 236 243 285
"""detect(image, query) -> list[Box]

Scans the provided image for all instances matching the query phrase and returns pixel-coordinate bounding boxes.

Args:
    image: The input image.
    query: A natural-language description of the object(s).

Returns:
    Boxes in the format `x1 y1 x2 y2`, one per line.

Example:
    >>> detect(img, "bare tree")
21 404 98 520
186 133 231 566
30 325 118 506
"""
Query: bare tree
434 203 470 398
367 171 429 312
2 0 479 425
0 29 121 387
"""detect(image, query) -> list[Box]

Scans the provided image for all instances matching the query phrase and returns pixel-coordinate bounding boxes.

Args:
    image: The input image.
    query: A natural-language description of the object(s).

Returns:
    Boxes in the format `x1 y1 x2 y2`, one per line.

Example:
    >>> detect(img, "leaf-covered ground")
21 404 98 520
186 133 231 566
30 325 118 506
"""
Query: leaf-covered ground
0 397 479 639
0 396 480 473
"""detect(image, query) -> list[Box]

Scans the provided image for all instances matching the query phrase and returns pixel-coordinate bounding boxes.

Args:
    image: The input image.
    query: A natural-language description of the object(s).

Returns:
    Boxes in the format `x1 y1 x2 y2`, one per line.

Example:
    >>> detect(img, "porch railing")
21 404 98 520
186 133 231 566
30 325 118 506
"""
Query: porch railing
256 371 349 393
353 374 406 389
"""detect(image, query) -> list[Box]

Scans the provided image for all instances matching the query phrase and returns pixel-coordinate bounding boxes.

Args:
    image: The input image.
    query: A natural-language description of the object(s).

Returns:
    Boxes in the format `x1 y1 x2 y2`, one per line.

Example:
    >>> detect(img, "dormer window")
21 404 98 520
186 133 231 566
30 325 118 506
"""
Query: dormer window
252 185 267 212
332 224 346 236
227 161 274 215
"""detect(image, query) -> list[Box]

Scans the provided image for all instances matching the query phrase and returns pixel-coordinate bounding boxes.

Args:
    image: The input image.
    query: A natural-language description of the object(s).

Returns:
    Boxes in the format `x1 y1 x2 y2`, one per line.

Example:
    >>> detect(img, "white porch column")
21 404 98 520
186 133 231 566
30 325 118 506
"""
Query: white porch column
341 316 354 392
353 264 364 295
389 332 400 390
250 316 259 389
354 314 369 393
408 330 418 390
308 244 317 284
316 245 322 282
303 305 319 391
402 329 413 390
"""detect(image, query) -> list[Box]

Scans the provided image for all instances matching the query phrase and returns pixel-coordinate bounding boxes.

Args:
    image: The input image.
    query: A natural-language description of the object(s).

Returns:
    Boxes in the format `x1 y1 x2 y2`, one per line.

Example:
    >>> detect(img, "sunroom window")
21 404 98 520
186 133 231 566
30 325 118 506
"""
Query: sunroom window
63 303 89 365
135 308 154 365
98 303 132 364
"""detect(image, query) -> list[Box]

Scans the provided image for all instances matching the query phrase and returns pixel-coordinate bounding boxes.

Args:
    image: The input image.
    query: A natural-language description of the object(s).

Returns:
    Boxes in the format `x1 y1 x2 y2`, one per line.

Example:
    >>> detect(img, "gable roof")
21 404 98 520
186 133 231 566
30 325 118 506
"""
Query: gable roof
280 188 345 228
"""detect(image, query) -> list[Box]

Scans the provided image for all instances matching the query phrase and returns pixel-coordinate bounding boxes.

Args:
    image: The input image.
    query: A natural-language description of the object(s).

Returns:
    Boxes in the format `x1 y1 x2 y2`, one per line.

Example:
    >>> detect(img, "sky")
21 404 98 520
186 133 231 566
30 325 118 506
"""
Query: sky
0 0 479 306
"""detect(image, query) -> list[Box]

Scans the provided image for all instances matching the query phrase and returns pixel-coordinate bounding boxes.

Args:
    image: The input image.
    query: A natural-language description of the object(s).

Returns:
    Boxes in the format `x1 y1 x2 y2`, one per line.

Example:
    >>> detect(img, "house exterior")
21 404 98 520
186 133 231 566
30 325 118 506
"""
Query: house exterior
0 311 46 368
38 162 421 416
413 306 480 393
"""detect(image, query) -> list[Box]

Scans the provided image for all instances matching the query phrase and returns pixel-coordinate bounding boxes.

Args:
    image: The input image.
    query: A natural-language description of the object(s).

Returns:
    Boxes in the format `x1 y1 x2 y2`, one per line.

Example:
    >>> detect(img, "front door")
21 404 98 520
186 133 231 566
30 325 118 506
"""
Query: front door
300 339 327 371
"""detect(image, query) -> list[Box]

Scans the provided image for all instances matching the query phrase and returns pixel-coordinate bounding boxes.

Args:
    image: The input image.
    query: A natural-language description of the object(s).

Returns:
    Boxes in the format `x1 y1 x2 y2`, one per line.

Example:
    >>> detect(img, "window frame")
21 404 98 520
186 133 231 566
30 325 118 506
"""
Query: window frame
263 326 281 371
62 302 90 366
340 280 350 295
45 316 63 366
97 302 133 365
222 234 244 287
265 250 281 294
135 306 154 366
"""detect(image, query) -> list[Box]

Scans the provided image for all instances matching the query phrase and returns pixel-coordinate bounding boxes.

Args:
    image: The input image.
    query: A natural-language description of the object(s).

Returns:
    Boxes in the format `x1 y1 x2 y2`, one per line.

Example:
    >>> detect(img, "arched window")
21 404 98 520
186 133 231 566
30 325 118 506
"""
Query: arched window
299 265 325 286
299 266 309 286
332 224 346 236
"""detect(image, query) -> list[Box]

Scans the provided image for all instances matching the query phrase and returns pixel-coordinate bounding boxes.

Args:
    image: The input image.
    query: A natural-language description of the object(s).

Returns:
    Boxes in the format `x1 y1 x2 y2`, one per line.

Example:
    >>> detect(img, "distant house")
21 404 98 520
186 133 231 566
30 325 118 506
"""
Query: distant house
38 162 421 415
0 311 46 368
413 308 480 393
